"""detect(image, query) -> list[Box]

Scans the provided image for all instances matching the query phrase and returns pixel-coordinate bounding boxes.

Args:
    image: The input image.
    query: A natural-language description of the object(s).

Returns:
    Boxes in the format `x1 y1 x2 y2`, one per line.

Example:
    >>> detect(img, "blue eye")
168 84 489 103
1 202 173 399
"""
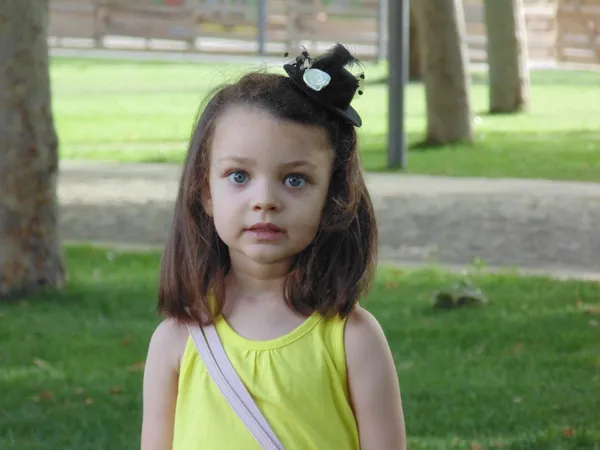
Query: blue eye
228 171 249 185
285 174 306 188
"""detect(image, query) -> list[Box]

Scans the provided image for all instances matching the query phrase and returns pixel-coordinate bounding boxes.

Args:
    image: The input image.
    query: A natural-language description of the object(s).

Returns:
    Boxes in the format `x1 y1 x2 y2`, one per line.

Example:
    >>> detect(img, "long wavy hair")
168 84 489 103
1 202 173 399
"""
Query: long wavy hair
158 70 377 325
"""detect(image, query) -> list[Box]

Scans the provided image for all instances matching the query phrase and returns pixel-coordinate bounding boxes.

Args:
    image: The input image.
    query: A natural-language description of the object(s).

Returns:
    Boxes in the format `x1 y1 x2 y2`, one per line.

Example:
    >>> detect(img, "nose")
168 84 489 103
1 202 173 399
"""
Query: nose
251 179 280 212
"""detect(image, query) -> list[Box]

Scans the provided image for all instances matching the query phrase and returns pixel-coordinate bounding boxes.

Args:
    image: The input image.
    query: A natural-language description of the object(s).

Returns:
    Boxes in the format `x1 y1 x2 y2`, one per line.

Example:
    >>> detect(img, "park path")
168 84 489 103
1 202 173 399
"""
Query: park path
58 161 600 280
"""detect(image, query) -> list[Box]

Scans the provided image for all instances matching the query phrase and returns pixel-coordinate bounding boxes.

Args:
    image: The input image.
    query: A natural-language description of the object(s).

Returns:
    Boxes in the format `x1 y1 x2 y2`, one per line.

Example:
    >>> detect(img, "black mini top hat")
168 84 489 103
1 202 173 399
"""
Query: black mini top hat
283 44 365 128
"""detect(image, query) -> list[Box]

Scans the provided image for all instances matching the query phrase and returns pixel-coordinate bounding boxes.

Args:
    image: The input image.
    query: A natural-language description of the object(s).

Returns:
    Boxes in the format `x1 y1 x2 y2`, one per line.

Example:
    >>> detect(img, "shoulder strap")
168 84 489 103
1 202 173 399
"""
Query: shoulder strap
186 323 285 450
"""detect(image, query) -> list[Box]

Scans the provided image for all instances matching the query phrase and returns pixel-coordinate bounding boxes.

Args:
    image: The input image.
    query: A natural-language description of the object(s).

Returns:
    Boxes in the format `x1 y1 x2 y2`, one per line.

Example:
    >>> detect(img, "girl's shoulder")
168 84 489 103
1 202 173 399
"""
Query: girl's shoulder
344 306 390 363
147 318 190 373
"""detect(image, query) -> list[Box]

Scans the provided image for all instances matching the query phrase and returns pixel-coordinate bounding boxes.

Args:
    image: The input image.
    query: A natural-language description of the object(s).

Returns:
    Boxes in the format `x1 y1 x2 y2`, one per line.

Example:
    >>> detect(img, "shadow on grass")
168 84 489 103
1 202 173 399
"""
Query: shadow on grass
408 139 478 152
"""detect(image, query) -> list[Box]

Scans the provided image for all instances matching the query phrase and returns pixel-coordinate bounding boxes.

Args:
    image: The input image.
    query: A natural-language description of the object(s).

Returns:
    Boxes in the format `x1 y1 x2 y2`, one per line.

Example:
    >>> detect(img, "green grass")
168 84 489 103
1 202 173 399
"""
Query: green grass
50 57 600 181
1 246 599 449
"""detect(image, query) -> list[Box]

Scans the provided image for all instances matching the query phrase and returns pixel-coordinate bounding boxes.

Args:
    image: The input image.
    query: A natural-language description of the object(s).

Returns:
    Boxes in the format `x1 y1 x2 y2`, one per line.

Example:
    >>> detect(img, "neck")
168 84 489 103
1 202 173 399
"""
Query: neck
225 257 290 303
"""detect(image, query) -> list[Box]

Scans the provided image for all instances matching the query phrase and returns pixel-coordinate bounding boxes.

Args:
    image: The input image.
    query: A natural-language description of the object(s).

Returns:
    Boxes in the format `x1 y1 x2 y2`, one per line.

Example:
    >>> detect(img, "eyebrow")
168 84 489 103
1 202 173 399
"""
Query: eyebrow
217 156 317 170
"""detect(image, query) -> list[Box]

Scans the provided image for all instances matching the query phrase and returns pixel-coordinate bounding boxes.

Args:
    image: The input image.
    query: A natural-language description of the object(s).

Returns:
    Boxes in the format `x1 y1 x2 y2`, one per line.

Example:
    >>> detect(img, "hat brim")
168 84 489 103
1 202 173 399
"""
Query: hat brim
284 63 362 128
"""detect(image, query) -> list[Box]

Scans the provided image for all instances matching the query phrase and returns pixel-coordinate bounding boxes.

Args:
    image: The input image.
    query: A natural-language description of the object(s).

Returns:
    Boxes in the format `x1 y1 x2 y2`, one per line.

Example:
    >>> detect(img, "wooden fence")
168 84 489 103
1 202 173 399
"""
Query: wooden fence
48 0 382 58
48 0 600 67
557 0 600 64
463 0 558 62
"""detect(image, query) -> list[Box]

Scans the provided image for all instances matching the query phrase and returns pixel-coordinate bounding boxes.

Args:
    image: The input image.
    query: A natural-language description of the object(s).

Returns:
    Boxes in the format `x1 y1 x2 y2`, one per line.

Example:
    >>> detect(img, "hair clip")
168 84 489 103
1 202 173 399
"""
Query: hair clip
283 44 364 127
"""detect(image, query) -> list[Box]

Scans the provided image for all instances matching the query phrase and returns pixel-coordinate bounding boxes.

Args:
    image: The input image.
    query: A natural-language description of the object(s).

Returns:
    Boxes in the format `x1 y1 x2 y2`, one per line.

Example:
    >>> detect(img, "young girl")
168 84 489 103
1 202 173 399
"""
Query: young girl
141 44 406 450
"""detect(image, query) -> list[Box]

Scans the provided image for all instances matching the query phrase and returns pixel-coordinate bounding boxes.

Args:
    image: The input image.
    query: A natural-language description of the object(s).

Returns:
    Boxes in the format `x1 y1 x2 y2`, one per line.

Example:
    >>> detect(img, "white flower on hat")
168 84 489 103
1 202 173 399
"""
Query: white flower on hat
303 68 331 92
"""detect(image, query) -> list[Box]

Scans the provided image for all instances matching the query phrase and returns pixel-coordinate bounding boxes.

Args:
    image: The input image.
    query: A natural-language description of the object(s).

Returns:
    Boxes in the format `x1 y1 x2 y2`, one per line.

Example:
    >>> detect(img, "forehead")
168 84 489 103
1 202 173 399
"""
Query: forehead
210 104 332 165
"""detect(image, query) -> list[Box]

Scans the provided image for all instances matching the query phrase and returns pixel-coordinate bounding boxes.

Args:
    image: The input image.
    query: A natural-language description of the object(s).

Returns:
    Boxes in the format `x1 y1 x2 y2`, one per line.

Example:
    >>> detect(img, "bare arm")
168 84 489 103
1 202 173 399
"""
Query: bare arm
141 319 188 450
345 307 407 450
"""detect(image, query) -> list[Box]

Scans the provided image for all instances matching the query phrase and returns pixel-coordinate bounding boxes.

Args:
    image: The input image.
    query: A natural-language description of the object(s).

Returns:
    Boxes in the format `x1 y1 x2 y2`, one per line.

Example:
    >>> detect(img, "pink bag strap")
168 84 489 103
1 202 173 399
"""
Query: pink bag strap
187 323 285 450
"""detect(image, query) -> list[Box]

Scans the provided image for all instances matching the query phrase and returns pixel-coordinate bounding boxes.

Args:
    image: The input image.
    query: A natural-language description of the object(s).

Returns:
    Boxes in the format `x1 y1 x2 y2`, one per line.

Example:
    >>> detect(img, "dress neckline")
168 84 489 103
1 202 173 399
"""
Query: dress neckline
214 312 322 351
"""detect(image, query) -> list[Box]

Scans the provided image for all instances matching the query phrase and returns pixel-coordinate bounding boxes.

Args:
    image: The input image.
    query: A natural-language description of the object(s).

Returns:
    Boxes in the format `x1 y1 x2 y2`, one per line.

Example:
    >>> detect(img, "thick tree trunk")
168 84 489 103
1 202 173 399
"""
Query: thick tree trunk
484 0 530 113
408 5 421 81
412 0 474 145
0 1 66 300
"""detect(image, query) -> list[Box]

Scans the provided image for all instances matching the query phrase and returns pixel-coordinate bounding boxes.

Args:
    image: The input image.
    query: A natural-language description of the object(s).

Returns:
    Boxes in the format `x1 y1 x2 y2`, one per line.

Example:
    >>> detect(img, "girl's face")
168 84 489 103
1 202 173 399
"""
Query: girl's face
203 105 334 274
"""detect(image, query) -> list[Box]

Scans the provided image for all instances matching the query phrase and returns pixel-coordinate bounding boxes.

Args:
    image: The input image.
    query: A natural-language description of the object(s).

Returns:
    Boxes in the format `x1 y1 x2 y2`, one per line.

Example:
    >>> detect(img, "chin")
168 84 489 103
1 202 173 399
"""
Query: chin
233 246 295 266
247 251 293 266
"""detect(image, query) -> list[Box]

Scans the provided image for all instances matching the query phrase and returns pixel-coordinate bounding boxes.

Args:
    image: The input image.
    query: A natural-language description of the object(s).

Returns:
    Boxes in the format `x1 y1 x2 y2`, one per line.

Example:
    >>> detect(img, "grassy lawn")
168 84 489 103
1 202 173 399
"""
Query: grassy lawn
1 246 599 449
50 57 600 181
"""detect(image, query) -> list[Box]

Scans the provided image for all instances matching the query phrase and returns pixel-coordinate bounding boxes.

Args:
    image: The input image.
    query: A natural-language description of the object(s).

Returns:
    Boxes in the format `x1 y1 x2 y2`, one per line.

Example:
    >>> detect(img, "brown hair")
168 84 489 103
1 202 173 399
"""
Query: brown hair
158 71 377 325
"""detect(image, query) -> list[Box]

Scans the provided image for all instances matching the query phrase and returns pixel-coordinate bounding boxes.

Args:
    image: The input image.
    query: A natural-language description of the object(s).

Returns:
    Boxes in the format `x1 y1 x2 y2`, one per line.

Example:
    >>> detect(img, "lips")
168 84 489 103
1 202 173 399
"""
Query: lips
247 222 283 233
245 223 285 241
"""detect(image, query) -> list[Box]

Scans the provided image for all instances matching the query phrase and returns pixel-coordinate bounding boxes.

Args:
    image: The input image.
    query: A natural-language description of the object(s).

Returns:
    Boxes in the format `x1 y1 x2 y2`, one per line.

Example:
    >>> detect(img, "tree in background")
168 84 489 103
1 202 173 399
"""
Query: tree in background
409 6 421 81
484 0 531 113
411 0 474 145
0 1 66 300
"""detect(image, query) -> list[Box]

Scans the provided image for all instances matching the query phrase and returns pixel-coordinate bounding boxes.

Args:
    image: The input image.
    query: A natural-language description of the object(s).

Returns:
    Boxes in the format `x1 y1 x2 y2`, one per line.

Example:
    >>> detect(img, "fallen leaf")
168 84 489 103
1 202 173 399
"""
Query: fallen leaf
40 391 54 401
33 358 50 369
562 427 575 438
32 357 62 377
121 333 132 347
577 303 600 314
384 281 398 289
128 361 146 372
470 443 483 450
84 398 94 405
585 305 600 314
110 386 123 395
514 343 524 353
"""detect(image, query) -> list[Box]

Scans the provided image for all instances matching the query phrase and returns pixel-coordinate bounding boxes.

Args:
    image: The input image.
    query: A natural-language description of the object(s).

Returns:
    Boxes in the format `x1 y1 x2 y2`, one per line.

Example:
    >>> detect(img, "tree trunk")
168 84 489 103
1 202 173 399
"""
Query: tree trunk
412 0 474 145
0 1 66 300
409 6 421 81
484 0 530 113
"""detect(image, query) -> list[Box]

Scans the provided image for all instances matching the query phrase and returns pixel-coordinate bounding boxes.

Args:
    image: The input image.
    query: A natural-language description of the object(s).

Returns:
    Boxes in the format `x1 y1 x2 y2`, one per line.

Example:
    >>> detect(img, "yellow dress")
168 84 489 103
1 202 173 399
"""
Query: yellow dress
172 312 360 449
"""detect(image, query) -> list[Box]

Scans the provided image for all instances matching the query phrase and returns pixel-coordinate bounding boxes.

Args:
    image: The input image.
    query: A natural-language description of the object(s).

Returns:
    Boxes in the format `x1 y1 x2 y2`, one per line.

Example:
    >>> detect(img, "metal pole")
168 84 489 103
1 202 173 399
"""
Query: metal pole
376 0 388 62
257 0 267 56
387 0 409 169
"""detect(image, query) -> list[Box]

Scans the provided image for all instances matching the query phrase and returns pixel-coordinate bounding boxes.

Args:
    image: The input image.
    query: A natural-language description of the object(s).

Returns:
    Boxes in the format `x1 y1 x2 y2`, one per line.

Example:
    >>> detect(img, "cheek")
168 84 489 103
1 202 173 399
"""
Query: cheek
289 192 328 231
208 176 232 207
207 179 237 237
211 207 239 248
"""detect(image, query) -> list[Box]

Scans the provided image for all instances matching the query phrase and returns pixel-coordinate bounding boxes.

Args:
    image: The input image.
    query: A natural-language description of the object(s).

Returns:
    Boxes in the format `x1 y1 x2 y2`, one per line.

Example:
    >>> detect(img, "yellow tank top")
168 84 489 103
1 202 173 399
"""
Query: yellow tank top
172 312 360 449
